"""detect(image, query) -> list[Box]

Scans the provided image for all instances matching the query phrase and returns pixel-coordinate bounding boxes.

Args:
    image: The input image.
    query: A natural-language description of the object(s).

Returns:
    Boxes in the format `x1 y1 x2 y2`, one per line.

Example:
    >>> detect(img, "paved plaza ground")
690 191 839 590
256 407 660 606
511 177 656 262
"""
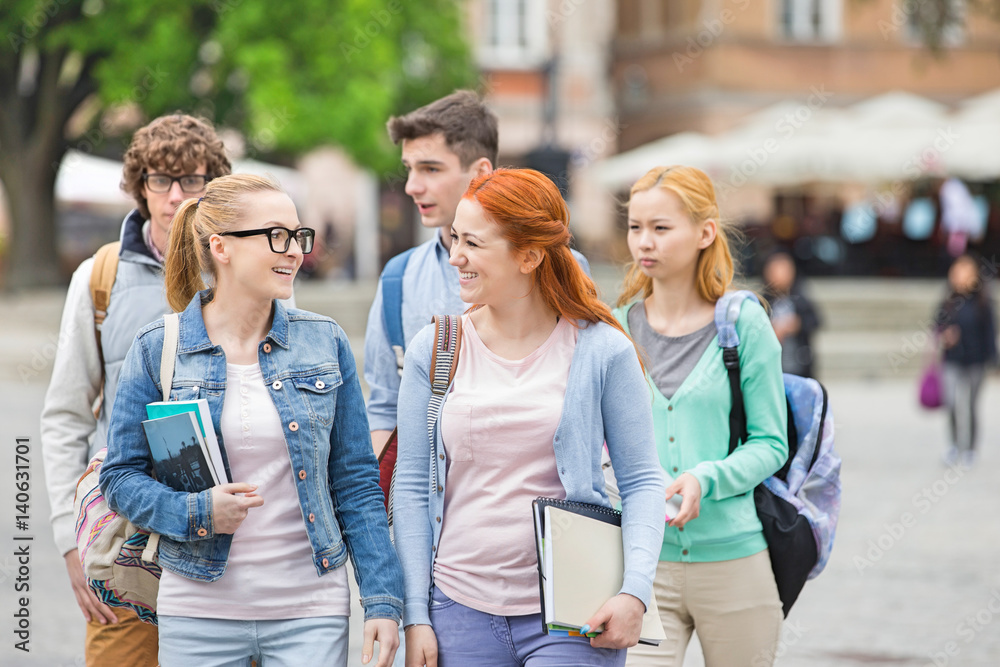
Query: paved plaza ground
1 280 998 666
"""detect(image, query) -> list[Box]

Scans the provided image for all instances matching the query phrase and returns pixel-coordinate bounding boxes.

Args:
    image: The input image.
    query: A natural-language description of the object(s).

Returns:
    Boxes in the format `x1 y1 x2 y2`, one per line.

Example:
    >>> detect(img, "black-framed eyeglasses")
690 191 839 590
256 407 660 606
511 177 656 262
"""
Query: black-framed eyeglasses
142 173 212 194
218 227 316 254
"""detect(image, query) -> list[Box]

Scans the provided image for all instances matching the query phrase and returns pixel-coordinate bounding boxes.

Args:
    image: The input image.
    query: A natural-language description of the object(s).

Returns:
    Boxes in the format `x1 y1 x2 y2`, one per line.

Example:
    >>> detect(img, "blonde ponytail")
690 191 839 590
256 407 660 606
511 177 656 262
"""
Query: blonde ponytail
165 198 206 312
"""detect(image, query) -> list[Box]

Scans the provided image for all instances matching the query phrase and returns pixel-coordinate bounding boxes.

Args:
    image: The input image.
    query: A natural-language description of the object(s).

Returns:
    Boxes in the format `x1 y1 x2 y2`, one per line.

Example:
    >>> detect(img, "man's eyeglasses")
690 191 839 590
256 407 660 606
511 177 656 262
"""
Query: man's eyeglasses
218 227 316 254
143 173 212 194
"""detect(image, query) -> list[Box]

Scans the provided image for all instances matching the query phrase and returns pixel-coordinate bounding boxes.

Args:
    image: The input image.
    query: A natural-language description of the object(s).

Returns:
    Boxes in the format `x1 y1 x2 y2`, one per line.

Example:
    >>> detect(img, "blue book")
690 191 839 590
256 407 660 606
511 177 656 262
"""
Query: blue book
146 399 228 484
142 412 221 492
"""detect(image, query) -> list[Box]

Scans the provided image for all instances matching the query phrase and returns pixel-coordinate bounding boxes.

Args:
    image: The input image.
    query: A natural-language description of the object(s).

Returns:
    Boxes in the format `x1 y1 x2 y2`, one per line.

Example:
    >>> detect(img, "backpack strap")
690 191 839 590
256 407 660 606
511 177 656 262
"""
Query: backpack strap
89 242 121 418
426 314 462 493
381 247 417 377
143 312 179 563
714 291 759 455
385 314 462 541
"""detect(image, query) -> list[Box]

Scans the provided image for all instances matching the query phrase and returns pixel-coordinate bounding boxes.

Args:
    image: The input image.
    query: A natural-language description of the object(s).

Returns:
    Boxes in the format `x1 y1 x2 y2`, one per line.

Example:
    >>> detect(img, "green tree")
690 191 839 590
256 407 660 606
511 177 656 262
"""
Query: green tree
0 0 475 288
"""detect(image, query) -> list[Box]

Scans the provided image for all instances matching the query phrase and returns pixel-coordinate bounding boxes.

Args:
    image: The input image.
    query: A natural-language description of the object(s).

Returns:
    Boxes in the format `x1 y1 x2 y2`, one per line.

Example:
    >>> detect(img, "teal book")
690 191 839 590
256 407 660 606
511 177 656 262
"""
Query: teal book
142 412 220 492
146 399 228 485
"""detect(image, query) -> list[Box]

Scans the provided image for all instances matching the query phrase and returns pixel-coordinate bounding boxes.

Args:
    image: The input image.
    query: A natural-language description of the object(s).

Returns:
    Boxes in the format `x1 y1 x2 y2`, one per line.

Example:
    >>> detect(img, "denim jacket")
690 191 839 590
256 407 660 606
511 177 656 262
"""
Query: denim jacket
100 291 403 622
393 318 666 627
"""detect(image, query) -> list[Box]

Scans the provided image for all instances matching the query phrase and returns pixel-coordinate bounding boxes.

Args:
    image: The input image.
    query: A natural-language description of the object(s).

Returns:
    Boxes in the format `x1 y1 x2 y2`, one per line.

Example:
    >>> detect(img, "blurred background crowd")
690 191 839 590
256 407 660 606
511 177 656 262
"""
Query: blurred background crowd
2 0 1000 290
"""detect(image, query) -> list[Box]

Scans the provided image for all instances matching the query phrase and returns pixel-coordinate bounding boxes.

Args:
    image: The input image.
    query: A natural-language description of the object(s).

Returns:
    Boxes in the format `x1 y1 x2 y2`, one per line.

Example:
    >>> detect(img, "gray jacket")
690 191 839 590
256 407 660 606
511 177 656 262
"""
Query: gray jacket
40 210 171 555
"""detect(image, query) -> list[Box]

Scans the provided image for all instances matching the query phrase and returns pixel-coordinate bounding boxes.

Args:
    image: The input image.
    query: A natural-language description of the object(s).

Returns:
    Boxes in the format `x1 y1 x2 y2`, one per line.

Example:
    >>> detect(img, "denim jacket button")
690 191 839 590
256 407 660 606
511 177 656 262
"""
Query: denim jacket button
321 558 329 568
197 527 208 537
439 454 445 461
308 513 316 522
263 343 272 353
272 380 283 390
298 469 307 480
436 516 442 523
315 380 325 389
289 421 299 432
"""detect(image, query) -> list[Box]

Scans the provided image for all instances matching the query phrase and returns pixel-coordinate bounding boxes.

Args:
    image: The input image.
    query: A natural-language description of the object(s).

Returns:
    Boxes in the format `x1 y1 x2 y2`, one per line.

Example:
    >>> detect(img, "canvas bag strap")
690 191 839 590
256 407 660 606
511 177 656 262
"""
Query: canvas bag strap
142 312 179 562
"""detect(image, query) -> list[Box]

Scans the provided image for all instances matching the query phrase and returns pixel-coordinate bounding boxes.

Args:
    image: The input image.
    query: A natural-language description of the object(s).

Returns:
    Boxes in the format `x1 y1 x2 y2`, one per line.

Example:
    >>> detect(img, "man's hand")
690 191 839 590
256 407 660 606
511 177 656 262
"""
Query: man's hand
362 618 399 666
580 593 646 649
372 430 394 459
63 550 118 624
404 624 439 667
210 483 264 534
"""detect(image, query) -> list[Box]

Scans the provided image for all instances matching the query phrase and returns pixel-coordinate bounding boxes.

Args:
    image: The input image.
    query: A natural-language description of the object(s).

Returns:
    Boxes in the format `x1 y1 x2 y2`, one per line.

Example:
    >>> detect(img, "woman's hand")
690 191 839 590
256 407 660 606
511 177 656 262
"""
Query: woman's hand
210 483 263 534
404 624 439 667
666 473 701 529
362 618 400 666
580 593 645 649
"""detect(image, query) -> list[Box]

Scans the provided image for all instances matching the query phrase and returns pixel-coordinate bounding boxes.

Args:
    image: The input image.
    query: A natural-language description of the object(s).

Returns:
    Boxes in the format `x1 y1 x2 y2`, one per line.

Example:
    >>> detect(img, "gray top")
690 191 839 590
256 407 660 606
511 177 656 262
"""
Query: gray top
627 301 717 400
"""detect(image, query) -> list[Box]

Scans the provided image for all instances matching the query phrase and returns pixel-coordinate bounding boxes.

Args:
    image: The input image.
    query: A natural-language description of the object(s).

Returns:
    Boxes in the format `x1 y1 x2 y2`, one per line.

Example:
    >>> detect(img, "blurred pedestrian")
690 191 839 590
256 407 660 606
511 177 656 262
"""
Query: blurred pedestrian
101 174 402 667
614 165 787 667
40 114 231 667
762 250 822 378
394 168 665 667
936 254 996 467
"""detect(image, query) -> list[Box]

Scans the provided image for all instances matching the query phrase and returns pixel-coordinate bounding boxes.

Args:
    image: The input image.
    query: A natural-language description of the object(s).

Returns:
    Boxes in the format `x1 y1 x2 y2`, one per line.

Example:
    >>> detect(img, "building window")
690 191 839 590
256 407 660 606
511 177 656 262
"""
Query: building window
480 0 548 69
904 0 966 47
779 0 842 43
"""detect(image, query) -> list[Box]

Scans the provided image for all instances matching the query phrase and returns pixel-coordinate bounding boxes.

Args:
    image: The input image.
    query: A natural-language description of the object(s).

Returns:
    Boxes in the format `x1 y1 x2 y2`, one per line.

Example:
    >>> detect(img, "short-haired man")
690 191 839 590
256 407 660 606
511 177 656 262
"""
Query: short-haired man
41 114 231 666
365 90 590 453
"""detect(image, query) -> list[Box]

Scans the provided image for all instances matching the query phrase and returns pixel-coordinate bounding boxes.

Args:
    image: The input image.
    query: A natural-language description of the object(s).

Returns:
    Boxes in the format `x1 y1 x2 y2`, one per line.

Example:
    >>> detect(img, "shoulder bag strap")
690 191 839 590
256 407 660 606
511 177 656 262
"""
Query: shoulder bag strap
144 312 179 562
715 291 758 455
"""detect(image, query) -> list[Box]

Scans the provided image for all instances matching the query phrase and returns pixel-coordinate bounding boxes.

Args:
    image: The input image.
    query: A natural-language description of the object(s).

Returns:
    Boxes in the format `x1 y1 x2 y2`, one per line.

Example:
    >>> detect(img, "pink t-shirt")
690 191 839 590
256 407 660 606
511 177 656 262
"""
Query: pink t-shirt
433 315 577 615
156 363 350 620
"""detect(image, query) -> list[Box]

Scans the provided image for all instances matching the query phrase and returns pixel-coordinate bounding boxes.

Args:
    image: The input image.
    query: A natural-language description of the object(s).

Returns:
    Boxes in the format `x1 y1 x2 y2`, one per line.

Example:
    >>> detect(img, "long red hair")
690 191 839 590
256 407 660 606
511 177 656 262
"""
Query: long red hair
464 168 633 345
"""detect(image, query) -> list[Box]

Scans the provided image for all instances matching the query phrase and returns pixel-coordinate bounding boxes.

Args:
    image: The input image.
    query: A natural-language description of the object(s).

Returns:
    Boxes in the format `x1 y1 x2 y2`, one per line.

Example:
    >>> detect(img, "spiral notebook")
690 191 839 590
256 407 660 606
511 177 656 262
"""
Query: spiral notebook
532 497 666 646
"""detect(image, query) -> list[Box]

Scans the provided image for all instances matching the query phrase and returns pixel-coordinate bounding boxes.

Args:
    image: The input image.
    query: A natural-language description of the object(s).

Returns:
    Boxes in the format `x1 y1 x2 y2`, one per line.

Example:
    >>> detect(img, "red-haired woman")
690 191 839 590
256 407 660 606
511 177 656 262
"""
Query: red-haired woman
614 166 787 666
393 168 666 667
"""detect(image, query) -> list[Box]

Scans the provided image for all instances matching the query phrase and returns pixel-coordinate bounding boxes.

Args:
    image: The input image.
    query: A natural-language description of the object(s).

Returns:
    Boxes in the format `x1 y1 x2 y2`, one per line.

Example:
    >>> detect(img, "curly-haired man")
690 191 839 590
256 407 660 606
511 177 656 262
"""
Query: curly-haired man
41 114 231 666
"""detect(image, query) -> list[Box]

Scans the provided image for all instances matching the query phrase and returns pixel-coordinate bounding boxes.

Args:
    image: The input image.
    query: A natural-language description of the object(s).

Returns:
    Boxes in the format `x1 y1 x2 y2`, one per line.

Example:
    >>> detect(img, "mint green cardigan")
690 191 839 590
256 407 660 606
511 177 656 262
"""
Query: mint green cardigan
613 298 788 563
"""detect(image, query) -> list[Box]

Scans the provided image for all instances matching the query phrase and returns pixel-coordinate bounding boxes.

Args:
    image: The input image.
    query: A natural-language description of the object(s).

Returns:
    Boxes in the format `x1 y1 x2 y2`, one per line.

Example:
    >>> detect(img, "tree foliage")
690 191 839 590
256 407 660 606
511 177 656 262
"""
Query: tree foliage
0 0 476 286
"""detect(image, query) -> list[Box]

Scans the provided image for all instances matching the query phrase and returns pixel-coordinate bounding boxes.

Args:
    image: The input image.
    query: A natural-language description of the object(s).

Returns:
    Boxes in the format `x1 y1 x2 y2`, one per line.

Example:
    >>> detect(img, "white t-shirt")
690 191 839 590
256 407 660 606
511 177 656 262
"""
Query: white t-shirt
156 363 350 619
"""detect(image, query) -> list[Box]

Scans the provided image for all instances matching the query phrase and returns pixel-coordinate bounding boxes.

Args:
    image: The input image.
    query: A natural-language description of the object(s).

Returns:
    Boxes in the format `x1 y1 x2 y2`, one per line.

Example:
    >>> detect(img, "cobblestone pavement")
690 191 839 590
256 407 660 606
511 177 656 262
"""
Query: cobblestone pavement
1 282 998 666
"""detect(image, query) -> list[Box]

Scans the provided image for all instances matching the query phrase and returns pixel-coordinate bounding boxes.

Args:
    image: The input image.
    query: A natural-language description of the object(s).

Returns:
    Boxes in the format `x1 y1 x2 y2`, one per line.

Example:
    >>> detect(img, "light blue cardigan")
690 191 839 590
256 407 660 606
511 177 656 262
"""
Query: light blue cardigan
392 317 666 628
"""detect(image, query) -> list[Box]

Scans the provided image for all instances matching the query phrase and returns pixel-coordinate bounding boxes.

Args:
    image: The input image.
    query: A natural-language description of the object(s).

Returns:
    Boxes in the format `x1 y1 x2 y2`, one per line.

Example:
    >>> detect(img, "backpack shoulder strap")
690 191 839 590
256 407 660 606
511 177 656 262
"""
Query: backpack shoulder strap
427 314 463 492
714 291 759 455
89 242 121 419
381 247 417 376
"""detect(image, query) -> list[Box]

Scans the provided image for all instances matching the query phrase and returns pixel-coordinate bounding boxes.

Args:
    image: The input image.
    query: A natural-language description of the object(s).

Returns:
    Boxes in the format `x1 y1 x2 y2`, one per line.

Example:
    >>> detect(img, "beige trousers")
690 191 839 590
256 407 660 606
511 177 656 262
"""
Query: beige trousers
626 550 783 667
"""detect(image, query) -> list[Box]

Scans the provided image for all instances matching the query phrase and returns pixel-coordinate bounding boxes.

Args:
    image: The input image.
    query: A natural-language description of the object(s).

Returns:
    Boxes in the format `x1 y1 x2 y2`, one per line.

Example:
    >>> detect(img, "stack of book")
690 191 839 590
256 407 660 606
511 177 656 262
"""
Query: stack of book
142 400 228 492
532 497 666 646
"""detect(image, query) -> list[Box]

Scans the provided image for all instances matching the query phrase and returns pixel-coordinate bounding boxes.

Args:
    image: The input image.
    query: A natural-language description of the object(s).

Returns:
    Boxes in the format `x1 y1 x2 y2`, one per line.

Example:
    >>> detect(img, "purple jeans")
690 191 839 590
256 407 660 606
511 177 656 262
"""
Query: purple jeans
429 586 626 667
